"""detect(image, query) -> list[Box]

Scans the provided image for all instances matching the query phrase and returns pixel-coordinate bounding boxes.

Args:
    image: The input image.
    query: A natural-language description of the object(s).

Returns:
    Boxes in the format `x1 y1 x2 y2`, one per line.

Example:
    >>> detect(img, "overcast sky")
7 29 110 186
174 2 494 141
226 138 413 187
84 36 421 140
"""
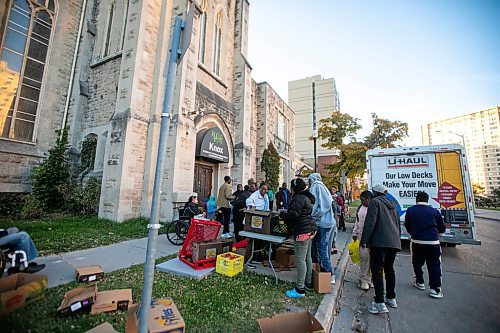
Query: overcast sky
247 0 500 145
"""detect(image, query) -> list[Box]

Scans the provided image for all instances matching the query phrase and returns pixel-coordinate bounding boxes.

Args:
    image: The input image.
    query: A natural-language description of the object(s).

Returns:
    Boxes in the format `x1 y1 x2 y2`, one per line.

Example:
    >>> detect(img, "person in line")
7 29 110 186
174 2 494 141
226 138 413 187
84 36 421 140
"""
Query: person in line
280 178 317 298
405 191 446 299
352 190 373 290
309 173 336 284
337 192 347 231
276 182 292 210
246 183 269 210
249 182 257 193
360 184 401 314
231 184 251 241
217 176 235 238
0 227 45 274
268 187 275 211
206 195 217 220
329 187 339 255
183 195 201 218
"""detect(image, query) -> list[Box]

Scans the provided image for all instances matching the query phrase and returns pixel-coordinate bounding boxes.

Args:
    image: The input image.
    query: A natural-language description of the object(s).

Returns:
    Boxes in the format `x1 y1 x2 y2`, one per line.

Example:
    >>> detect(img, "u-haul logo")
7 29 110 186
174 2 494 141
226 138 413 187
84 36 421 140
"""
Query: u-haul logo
386 156 429 168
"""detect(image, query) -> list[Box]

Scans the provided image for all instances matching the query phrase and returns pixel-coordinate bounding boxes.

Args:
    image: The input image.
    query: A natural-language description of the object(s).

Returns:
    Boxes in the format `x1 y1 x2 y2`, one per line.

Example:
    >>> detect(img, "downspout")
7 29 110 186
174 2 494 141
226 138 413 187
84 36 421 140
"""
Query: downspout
61 0 88 135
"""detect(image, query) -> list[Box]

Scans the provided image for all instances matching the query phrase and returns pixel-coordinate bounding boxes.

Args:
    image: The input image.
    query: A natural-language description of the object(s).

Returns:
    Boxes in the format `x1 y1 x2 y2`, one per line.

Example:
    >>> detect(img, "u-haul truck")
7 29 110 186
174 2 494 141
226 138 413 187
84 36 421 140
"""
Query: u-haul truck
366 144 480 245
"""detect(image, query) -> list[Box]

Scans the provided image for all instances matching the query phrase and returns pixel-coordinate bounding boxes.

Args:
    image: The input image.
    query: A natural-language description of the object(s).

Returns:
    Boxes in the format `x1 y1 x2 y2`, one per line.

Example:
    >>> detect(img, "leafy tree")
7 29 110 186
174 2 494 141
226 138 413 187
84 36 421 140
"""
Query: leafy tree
325 142 367 182
260 142 280 192
31 128 71 212
318 111 408 195
472 183 486 196
365 113 409 149
493 188 500 200
318 111 361 149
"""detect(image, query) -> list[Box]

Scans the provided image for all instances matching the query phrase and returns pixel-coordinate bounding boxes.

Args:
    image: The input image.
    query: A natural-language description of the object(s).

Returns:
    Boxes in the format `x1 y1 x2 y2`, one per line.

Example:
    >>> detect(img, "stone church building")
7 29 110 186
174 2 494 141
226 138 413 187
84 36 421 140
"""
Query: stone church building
0 0 296 221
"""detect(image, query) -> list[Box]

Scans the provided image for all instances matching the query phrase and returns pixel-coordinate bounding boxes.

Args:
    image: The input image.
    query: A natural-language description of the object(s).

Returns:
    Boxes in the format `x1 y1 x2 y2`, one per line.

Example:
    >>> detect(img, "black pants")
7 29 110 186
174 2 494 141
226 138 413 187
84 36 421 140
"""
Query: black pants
269 201 274 211
369 247 398 303
233 210 245 241
218 207 231 233
411 242 442 289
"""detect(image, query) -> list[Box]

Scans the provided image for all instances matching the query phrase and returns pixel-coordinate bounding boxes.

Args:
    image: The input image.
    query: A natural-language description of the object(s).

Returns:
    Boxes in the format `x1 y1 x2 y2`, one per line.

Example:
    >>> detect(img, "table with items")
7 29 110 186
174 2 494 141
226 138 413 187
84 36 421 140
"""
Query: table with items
239 231 286 285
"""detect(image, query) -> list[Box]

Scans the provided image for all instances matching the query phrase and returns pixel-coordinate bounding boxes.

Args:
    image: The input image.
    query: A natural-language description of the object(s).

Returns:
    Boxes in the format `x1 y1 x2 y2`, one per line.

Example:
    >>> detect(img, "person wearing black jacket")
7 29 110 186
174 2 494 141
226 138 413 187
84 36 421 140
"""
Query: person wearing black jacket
361 184 401 314
279 178 318 298
183 195 201 218
231 184 250 241
405 191 446 299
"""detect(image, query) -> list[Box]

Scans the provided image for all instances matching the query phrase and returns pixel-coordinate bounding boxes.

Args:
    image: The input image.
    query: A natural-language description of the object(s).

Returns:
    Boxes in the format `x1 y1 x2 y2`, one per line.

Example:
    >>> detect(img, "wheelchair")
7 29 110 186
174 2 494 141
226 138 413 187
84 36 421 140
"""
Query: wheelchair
165 207 192 246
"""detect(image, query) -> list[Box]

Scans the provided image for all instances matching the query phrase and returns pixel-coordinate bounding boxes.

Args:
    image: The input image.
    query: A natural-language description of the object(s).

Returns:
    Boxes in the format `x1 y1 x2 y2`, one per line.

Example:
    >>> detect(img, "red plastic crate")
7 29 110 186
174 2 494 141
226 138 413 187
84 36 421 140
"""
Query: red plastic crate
179 218 222 270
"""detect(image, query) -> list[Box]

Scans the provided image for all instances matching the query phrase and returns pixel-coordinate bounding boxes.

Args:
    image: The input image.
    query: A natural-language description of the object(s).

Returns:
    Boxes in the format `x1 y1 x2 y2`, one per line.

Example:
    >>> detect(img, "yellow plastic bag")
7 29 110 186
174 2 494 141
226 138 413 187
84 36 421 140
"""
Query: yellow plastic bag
348 239 361 265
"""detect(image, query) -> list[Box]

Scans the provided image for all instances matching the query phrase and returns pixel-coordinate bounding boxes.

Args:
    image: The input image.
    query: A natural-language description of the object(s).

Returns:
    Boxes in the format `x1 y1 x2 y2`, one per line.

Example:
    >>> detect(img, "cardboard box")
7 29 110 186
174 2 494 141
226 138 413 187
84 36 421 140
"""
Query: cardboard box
313 263 331 294
258 310 325 333
57 284 97 315
192 240 220 262
76 265 104 283
192 239 233 262
244 209 277 235
90 289 133 314
220 239 233 253
0 273 47 315
126 298 185 333
216 252 244 277
276 248 295 267
85 322 119 333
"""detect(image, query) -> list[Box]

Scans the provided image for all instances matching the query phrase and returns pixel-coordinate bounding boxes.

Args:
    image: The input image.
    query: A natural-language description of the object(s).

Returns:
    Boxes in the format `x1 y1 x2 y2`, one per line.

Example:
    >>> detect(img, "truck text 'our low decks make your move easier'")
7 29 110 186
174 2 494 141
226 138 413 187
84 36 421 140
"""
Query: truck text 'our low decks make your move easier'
367 144 481 246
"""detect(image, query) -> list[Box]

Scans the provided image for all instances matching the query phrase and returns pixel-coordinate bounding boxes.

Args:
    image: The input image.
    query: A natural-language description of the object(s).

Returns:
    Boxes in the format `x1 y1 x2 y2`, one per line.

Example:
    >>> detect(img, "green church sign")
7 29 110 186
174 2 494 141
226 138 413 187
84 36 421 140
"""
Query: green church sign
196 127 229 163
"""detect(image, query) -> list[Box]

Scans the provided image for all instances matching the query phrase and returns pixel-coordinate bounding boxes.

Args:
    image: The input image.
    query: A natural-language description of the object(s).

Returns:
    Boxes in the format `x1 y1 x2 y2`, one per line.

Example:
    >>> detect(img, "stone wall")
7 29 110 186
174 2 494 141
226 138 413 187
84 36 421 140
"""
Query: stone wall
86 58 121 129
255 82 296 187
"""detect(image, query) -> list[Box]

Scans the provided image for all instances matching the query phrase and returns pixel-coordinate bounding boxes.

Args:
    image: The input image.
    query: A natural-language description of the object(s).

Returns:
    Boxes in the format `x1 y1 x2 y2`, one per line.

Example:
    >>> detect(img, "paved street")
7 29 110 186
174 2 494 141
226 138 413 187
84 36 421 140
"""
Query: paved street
332 212 500 333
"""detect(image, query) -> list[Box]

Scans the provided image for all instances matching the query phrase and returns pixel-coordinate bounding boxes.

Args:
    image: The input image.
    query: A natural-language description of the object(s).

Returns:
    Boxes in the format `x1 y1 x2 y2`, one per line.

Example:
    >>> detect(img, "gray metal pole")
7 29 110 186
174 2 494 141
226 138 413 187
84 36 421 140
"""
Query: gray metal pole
312 82 317 173
138 16 183 333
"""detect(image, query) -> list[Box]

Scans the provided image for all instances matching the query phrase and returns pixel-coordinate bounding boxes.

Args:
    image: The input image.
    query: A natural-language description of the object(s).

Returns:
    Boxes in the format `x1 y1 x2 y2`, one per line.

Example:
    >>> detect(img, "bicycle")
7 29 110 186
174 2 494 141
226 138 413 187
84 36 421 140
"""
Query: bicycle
165 208 192 246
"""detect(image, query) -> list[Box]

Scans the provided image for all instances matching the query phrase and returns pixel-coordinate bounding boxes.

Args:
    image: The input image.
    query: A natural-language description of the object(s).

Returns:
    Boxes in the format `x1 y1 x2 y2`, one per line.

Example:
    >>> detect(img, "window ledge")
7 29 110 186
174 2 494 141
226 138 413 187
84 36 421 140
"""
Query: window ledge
0 138 43 157
90 52 123 68
198 62 227 89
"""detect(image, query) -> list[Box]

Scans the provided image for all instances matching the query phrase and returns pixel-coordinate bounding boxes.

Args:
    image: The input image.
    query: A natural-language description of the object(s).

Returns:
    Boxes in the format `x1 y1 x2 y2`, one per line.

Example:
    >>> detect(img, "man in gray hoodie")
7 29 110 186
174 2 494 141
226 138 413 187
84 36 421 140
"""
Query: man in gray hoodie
309 173 337 284
361 184 401 314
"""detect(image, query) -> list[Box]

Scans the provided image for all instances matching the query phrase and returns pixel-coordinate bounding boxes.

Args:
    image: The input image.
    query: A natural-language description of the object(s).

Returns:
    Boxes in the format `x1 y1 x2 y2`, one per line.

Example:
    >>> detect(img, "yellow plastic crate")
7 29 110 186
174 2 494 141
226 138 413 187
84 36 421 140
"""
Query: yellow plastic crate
216 252 244 277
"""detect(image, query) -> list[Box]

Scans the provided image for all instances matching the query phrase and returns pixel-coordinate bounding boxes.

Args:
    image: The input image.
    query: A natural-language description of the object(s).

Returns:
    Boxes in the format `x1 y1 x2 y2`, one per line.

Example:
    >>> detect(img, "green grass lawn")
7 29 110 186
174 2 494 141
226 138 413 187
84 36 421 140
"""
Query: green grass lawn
0 216 150 256
1 258 323 333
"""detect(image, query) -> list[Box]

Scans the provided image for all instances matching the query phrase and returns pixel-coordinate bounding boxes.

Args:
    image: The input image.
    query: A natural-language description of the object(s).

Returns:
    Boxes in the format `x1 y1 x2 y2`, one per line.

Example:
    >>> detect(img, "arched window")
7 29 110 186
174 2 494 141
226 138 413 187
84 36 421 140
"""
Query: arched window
0 0 56 142
213 10 222 76
198 0 207 64
101 0 116 58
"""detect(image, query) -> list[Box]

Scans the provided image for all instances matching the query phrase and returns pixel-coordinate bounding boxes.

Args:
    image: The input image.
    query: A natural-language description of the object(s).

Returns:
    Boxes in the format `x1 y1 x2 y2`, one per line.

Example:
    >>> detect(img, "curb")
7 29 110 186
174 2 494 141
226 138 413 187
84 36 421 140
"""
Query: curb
315 236 351 331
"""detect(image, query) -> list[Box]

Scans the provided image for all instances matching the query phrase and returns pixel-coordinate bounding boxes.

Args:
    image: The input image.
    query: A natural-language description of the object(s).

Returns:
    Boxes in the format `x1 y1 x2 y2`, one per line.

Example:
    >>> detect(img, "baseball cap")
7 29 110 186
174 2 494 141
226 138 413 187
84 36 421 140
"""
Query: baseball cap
372 184 388 193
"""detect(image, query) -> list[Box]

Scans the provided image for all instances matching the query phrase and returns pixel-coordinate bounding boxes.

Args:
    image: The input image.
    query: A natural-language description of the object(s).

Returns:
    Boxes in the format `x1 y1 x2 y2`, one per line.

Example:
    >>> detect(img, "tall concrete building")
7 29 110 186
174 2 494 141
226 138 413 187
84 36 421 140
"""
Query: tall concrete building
0 0 296 221
288 75 340 166
422 106 500 196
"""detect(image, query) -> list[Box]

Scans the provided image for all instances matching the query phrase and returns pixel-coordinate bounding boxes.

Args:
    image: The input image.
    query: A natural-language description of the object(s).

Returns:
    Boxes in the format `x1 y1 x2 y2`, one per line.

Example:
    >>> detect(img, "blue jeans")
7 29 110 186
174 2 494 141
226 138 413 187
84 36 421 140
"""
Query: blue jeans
329 227 337 254
0 231 39 261
315 227 333 273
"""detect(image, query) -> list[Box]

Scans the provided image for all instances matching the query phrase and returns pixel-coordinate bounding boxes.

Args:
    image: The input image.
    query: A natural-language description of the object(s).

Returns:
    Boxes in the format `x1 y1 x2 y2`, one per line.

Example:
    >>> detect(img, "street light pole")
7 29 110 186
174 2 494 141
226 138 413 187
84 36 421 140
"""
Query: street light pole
312 82 317 173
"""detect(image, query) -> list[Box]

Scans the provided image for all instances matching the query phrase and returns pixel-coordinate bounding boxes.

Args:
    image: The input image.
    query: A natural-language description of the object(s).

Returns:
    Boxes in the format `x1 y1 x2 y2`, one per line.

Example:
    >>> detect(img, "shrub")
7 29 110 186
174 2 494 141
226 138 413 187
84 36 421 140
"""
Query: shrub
66 178 101 215
0 193 26 217
30 129 71 212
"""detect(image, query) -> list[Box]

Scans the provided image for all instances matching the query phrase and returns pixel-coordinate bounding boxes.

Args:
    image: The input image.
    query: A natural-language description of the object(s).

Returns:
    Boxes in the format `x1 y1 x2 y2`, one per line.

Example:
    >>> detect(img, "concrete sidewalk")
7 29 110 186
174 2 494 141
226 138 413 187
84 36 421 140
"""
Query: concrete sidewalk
36 235 181 287
475 208 500 221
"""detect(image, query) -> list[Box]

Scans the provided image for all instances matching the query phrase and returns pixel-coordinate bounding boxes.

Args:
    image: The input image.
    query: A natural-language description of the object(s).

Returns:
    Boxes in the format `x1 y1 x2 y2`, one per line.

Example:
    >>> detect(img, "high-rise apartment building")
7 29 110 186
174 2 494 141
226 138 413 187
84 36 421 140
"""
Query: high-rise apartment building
288 75 340 164
422 106 500 196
